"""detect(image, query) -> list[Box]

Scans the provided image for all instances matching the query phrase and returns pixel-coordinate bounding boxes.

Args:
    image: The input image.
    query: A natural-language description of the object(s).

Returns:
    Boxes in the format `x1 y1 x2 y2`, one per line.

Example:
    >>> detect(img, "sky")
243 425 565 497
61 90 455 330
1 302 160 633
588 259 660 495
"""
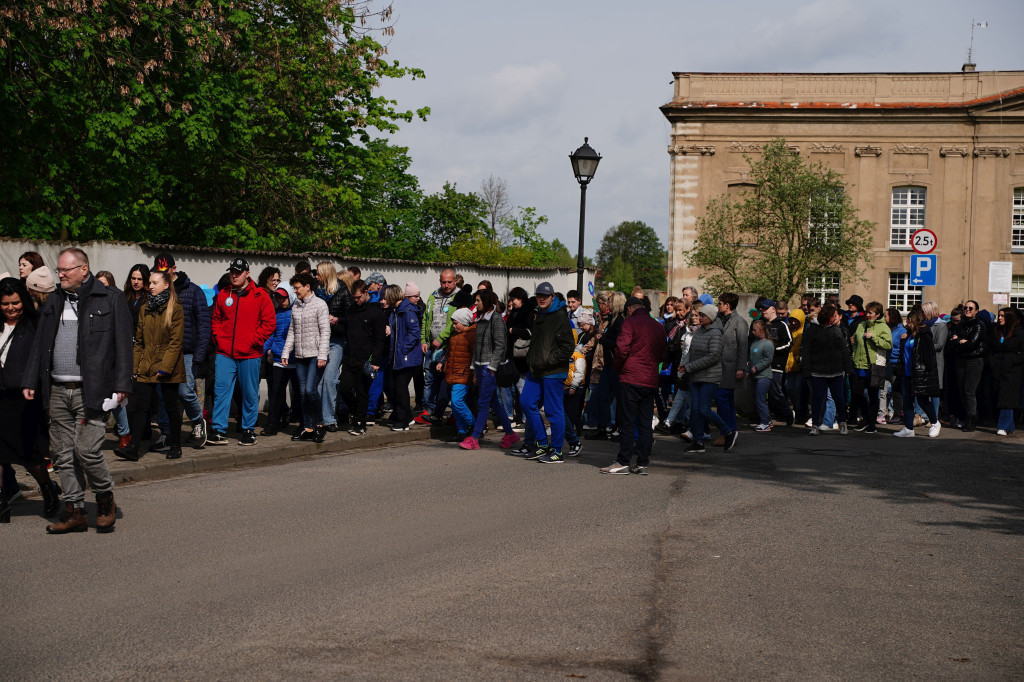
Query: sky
378 0 1023 258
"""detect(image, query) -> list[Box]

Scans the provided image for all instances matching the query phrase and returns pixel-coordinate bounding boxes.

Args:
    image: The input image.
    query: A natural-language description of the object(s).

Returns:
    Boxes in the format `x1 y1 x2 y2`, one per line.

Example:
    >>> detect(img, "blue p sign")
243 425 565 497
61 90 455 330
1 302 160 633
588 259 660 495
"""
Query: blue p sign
911 255 937 287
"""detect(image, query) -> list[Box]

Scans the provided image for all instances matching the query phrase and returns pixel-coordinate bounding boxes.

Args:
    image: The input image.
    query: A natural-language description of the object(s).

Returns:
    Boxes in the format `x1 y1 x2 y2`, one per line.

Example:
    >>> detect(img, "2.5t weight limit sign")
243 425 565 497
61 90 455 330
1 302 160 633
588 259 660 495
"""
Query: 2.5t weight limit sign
911 229 937 254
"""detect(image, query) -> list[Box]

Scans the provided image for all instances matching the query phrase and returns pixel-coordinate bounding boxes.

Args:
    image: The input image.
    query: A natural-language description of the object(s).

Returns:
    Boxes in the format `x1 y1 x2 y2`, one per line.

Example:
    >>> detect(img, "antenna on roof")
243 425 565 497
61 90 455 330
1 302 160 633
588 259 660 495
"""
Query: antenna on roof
965 17 987 69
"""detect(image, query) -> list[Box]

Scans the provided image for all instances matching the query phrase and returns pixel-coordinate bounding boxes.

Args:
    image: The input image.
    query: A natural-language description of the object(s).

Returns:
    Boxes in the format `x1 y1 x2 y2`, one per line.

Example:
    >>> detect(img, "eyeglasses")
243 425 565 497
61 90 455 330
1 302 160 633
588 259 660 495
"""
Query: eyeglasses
964 306 976 311
54 264 86 276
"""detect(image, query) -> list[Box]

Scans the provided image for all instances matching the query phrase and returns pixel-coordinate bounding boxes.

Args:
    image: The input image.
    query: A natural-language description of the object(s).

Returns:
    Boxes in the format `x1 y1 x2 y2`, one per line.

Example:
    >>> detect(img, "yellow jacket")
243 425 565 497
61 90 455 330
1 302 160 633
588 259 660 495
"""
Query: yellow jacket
785 309 806 373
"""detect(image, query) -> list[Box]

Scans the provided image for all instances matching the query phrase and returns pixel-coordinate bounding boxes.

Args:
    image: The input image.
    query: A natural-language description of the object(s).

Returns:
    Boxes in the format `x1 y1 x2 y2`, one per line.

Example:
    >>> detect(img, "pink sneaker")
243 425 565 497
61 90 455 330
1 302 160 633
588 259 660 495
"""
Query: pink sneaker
499 433 521 449
458 436 480 450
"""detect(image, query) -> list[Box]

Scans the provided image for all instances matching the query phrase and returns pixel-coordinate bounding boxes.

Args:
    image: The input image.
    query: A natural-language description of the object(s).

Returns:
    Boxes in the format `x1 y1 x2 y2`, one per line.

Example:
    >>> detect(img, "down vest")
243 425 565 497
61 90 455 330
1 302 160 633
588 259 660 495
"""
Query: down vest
284 294 330 361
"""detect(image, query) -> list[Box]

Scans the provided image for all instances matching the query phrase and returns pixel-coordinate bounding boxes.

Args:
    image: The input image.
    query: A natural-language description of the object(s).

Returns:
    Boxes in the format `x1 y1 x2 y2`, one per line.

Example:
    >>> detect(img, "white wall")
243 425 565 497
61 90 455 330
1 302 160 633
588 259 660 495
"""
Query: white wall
2 239 597 303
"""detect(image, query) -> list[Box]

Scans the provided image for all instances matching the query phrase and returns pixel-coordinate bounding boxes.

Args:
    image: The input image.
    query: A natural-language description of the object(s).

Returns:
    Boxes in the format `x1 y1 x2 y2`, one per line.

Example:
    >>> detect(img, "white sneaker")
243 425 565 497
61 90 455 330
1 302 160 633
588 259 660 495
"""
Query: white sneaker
804 417 813 428
820 424 832 431
996 429 1008 436
894 427 915 438
680 430 693 443
928 423 941 438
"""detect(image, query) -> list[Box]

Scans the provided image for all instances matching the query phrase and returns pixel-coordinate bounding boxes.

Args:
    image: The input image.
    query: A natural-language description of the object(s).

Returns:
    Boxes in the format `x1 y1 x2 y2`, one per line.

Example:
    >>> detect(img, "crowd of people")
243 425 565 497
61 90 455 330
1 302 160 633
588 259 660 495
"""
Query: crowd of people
1 247 1022 531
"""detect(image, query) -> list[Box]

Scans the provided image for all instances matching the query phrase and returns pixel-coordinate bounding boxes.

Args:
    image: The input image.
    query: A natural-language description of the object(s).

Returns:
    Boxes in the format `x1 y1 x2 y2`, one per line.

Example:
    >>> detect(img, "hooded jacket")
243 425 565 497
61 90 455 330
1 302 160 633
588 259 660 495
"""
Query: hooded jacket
526 297 575 378
785 309 806 373
444 324 476 385
390 298 424 371
684 319 724 385
172 271 211 362
133 299 186 383
718 310 749 389
212 279 277 360
614 307 668 389
851 317 893 370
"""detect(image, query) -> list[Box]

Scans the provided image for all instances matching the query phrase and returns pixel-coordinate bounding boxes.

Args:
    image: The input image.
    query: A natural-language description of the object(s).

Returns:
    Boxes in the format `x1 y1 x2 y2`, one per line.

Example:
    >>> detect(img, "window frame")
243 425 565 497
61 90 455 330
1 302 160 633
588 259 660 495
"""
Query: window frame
1012 188 1024 251
887 272 923 313
890 186 927 249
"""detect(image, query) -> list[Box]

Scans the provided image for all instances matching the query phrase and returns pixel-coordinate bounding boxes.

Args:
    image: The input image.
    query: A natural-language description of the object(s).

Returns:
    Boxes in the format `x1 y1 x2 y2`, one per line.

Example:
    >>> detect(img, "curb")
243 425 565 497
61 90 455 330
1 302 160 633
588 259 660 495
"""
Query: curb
20 427 434 496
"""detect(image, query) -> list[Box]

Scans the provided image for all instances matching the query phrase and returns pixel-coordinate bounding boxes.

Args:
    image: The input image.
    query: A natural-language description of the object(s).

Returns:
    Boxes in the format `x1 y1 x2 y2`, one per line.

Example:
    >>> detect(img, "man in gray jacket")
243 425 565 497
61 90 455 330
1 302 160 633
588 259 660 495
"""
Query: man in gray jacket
713 292 748 444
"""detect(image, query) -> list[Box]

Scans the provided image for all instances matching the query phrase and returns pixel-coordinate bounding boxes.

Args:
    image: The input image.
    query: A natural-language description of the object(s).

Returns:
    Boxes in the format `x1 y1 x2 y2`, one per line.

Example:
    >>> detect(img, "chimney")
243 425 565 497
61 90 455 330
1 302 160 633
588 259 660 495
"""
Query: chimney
962 63 976 72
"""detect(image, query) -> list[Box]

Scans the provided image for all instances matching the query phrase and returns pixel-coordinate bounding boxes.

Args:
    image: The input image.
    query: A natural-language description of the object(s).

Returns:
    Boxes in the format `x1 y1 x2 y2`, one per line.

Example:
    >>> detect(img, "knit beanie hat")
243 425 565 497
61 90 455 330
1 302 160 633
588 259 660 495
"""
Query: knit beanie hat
700 303 719 322
26 268 56 293
452 284 474 309
576 309 595 326
405 281 421 297
452 308 474 327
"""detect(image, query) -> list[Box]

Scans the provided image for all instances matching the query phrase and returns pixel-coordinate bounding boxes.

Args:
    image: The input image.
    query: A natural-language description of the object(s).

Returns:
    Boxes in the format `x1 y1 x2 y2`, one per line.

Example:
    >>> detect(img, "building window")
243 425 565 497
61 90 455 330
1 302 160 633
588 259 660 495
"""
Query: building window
809 188 843 246
1011 275 1024 309
1013 188 1024 250
890 186 926 248
805 272 841 302
888 272 923 313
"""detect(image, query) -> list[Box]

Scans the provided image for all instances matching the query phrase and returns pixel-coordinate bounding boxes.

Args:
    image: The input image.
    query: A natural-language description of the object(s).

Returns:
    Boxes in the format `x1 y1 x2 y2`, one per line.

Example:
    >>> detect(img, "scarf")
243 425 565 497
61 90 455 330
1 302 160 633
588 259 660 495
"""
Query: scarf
147 289 171 312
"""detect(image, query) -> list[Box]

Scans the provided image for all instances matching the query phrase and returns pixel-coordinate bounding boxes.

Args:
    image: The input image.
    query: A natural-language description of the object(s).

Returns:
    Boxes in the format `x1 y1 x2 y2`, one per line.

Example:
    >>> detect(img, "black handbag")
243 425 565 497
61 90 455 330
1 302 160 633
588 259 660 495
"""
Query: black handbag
496 360 519 388
868 363 887 389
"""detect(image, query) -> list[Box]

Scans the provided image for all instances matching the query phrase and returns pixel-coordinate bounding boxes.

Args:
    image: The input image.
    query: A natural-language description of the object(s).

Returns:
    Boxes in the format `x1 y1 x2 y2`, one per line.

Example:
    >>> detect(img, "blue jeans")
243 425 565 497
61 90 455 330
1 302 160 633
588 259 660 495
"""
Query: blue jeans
213 355 261 432
295 358 325 429
450 384 474 434
521 373 566 450
319 341 344 426
178 353 203 422
422 352 441 413
471 365 513 439
112 403 130 437
753 377 771 425
715 387 737 432
997 409 1016 433
367 364 388 418
810 376 846 427
666 385 690 427
902 379 936 429
689 381 728 443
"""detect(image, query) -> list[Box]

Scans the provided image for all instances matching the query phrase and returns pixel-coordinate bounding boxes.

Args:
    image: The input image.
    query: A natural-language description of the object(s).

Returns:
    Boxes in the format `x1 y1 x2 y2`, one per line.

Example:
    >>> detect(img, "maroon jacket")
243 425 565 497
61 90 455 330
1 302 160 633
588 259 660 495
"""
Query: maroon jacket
614 307 668 388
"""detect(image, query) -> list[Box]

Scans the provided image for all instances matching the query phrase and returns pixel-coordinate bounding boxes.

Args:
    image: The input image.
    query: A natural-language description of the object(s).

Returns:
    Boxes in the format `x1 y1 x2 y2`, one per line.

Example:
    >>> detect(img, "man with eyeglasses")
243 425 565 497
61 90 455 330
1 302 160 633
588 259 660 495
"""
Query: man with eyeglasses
23 248 133 533
417 268 458 424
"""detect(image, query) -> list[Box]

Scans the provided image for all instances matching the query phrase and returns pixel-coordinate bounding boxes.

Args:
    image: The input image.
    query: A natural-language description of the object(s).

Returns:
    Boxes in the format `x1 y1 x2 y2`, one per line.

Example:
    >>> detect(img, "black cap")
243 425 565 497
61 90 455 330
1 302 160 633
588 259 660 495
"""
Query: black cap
845 294 864 308
625 296 646 310
227 257 249 272
152 252 175 272
759 299 776 310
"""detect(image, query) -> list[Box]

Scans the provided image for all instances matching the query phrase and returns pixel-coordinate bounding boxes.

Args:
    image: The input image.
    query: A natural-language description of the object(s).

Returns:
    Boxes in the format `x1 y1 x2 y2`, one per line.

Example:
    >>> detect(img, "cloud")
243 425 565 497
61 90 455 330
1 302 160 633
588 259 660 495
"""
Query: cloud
453 61 568 134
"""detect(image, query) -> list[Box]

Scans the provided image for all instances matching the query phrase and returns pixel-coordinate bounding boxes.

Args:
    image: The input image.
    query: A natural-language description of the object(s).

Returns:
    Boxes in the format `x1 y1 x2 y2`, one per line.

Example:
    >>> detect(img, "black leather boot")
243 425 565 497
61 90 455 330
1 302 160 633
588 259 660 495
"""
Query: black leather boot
41 480 62 517
962 415 977 432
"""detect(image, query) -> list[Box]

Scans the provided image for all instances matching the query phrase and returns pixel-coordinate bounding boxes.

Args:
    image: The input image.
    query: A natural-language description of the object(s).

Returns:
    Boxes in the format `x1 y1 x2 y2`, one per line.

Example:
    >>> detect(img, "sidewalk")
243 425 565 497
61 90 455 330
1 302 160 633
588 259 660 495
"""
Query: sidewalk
11 424 433 498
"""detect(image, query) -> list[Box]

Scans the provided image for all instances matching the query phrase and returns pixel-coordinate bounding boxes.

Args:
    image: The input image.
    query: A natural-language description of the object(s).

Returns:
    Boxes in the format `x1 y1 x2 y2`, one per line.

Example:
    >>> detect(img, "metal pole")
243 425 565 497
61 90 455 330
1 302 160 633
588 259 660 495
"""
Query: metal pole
576 182 587 299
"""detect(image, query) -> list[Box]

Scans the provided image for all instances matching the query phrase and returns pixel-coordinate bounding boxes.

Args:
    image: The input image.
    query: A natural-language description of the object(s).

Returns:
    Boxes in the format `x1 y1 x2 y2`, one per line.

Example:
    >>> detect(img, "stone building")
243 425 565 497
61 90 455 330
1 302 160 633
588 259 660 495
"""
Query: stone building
660 69 1024 312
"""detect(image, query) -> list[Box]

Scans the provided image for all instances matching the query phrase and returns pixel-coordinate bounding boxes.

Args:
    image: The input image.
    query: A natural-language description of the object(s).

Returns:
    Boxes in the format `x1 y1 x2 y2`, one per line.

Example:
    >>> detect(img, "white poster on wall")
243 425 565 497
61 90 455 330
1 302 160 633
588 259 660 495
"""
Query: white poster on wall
988 261 1013 293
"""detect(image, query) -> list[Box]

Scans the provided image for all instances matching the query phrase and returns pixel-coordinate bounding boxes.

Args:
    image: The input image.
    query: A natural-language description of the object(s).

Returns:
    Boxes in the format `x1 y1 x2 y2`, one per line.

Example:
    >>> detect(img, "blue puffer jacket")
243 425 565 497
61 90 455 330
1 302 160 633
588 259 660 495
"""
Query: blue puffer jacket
174 272 211 361
390 298 424 371
264 307 295 364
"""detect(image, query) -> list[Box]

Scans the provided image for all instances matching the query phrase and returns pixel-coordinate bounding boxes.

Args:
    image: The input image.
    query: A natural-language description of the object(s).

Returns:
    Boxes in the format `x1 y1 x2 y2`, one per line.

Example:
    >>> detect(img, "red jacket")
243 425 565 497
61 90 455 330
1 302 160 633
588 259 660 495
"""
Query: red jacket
614 308 668 388
212 280 277 359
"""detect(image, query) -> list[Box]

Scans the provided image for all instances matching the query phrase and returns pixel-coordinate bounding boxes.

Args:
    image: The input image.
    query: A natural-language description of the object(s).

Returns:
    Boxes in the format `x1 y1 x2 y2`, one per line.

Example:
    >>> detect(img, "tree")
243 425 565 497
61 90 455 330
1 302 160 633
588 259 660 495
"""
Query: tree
479 175 512 240
602 257 637 295
685 138 875 301
0 0 428 252
595 221 666 291
353 139 424 260
417 182 488 259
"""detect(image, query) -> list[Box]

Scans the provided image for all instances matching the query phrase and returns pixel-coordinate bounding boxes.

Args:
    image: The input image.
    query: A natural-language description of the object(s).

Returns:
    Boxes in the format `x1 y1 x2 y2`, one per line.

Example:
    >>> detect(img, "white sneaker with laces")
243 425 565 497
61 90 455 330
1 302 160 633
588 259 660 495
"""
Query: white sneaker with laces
894 427 915 438
928 423 941 438
996 429 1008 436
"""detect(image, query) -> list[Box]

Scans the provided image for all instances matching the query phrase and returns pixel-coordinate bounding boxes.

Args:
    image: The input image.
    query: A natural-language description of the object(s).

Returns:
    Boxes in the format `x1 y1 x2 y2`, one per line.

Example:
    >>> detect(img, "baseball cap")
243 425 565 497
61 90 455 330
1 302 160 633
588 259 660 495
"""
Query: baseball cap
759 298 776 310
153 252 175 272
227 257 249 272
625 296 646 310
535 282 555 296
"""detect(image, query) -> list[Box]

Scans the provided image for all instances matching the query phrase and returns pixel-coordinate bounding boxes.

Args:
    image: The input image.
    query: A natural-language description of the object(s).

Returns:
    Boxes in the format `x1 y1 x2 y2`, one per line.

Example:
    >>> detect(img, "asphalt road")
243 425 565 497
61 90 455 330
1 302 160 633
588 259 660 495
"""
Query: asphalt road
1 426 1022 680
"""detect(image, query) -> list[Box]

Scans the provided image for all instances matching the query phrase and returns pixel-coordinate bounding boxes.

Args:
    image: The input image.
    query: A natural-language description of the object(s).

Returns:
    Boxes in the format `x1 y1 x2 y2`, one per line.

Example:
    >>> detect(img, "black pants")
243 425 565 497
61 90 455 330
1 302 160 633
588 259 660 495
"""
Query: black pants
267 366 300 428
389 366 417 426
340 362 370 426
616 383 656 467
130 382 181 447
957 356 984 417
848 372 880 425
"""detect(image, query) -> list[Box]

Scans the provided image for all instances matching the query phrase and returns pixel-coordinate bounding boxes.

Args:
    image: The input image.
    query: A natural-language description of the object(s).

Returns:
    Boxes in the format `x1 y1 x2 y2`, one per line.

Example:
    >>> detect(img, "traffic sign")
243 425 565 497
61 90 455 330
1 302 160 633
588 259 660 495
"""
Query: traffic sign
910 255 936 286
911 228 937 254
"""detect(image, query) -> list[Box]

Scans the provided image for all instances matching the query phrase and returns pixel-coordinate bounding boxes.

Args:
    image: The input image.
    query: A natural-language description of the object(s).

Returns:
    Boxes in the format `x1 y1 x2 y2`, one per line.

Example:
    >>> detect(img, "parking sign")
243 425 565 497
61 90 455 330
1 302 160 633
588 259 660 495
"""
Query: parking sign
910 255 936 286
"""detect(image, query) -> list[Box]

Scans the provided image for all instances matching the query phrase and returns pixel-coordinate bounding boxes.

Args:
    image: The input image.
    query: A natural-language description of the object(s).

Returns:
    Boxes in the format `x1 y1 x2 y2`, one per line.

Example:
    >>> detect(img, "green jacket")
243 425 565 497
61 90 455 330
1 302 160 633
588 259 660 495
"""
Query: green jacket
420 288 456 347
851 318 893 370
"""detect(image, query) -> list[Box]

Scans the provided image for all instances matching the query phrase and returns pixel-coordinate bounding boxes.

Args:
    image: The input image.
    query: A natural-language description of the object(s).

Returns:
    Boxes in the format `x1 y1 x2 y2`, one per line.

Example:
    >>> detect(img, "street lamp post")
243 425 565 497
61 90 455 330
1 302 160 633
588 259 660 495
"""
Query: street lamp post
569 137 601 299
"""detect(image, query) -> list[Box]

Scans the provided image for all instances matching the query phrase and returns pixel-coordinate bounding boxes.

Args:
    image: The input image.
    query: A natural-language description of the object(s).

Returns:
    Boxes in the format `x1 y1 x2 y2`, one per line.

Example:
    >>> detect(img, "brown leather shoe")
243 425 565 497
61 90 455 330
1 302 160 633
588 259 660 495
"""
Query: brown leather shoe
711 435 726 447
95 492 117 533
46 503 88 534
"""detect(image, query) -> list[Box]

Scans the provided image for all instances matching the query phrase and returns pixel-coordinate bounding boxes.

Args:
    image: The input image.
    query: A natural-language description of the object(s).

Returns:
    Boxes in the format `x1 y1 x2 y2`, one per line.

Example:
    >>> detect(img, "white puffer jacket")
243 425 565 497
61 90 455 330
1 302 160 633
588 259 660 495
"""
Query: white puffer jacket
284 295 330 361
